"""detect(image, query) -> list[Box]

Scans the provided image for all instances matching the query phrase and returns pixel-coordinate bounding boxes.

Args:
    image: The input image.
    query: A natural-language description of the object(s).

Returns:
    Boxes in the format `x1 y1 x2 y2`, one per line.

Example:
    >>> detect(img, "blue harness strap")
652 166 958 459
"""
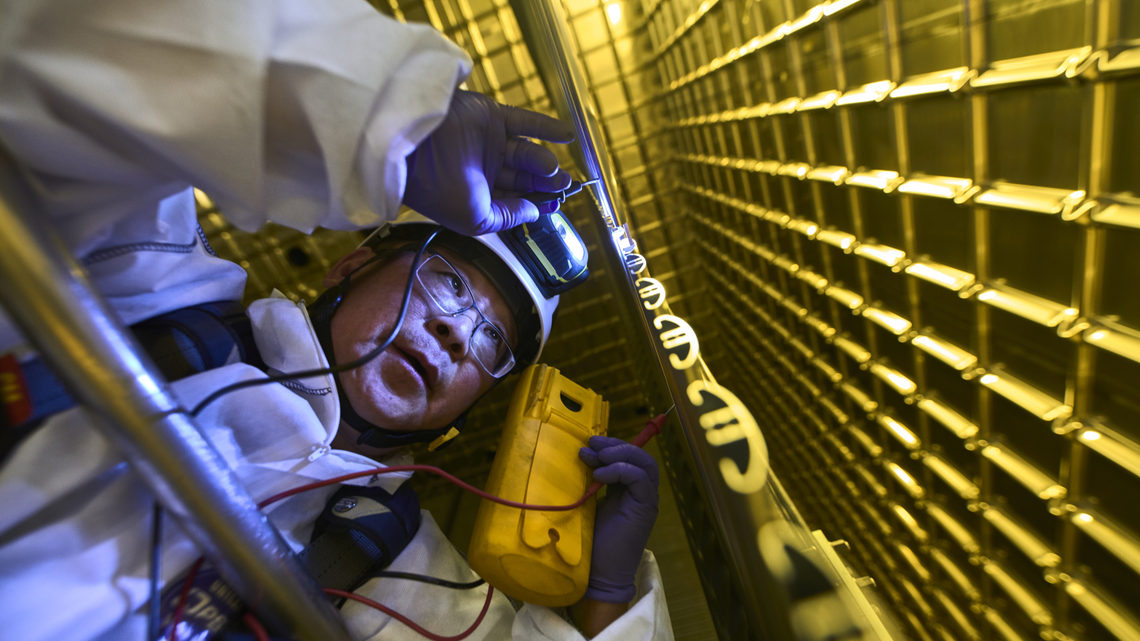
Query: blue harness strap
1 301 262 460
302 482 423 594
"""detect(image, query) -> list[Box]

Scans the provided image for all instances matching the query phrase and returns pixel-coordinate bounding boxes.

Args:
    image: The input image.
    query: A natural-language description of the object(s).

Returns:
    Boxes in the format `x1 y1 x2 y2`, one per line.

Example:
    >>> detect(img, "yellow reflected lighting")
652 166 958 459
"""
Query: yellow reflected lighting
884 418 918 447
886 371 917 395
605 2 622 25
889 463 916 487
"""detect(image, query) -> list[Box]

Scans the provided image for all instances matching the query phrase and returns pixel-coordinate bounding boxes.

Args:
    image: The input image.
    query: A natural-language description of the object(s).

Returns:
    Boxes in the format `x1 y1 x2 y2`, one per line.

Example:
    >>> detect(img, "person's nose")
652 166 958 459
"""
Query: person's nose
428 310 478 358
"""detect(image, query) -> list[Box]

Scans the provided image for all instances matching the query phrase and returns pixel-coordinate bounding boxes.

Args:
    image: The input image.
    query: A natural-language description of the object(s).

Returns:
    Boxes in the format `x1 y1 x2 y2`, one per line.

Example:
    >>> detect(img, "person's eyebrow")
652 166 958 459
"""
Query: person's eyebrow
474 286 515 345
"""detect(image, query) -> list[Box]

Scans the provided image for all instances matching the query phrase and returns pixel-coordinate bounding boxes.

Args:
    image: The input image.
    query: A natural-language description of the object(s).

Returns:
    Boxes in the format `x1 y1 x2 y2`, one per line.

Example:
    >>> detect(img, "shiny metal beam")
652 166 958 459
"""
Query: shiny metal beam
0 149 350 641
509 2 893 640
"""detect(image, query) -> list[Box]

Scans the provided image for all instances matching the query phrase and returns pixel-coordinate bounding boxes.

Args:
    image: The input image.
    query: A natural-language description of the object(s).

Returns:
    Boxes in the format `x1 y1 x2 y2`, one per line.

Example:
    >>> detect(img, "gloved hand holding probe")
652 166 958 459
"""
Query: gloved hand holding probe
578 435 661 604
404 89 574 235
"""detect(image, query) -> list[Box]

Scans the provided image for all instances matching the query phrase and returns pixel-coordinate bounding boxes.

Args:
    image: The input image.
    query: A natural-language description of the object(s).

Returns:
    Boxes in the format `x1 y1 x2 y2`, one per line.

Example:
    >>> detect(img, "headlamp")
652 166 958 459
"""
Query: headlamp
500 211 590 297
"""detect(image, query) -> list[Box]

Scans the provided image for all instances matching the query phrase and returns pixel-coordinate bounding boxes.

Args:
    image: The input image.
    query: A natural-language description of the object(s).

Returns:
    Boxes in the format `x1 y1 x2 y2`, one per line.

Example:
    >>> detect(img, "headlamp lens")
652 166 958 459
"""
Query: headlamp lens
501 213 589 297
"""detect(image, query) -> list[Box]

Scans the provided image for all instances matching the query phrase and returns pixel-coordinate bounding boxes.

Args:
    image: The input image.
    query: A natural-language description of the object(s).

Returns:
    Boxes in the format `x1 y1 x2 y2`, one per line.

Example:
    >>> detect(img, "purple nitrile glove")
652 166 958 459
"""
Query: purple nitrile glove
578 435 660 603
404 89 573 235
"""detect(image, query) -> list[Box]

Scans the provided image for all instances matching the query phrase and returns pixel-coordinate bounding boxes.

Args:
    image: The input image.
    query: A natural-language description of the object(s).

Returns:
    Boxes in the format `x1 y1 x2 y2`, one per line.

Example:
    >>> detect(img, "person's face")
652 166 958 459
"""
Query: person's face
323 245 518 436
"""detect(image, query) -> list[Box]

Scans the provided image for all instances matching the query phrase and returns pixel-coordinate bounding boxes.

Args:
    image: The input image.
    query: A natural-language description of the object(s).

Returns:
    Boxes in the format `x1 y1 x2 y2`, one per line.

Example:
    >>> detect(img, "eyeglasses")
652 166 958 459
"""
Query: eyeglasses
415 254 516 378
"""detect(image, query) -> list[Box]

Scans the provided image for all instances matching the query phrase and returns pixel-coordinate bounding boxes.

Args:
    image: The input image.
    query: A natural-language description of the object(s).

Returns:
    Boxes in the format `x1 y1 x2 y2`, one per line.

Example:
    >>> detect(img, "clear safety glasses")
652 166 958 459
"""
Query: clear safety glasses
414 254 516 379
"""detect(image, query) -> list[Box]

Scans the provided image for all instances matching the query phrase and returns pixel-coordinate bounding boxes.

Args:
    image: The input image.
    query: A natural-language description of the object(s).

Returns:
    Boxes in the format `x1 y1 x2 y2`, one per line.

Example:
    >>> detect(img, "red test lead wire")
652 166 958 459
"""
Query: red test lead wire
241 613 270 641
167 557 205 641
258 409 673 510
257 464 593 511
630 407 672 447
325 585 495 641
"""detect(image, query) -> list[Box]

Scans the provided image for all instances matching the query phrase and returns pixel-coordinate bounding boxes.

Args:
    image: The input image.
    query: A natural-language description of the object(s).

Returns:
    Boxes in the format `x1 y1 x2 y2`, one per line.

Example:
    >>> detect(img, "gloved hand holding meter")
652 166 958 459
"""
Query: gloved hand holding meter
469 363 664 608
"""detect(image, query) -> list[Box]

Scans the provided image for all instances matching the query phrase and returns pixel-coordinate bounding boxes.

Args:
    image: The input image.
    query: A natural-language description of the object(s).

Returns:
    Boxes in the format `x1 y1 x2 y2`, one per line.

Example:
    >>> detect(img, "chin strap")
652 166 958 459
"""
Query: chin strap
307 283 462 452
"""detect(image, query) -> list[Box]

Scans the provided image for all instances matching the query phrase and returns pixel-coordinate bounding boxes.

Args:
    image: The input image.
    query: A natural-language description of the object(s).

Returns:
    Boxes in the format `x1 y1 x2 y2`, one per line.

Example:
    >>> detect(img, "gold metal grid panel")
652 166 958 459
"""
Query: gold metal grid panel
640 0 1140 639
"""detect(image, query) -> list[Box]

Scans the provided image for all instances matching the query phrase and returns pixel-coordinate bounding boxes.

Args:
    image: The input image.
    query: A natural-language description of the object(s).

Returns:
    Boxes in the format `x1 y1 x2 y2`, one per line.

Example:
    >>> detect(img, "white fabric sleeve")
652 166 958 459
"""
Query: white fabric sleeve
511 550 676 641
0 0 472 233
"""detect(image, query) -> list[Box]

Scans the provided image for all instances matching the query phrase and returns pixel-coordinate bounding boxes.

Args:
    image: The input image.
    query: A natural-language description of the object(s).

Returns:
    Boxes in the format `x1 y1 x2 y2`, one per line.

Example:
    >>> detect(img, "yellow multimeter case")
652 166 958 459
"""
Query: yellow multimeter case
467 364 608 606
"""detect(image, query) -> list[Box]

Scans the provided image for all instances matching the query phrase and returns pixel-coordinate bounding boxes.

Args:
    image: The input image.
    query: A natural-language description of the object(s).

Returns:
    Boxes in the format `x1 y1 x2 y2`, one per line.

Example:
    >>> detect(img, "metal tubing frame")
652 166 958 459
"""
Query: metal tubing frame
0 150 351 640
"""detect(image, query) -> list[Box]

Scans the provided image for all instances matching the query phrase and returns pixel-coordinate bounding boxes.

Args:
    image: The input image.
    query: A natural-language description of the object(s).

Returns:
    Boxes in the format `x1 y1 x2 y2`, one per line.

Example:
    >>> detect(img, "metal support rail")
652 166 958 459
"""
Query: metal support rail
0 149 351 640
508 3 896 640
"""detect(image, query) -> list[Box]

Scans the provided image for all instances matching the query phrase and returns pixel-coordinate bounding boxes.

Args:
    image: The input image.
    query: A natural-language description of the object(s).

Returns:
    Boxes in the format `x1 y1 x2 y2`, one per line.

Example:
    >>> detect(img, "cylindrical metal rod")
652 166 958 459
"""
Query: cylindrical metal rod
506 3 789 638
0 152 351 641
508 0 626 231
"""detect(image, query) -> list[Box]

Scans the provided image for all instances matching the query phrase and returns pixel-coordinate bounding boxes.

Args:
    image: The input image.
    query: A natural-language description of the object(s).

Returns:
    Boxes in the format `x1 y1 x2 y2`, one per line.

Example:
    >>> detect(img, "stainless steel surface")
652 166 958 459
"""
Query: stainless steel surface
512 2 898 640
0 154 351 641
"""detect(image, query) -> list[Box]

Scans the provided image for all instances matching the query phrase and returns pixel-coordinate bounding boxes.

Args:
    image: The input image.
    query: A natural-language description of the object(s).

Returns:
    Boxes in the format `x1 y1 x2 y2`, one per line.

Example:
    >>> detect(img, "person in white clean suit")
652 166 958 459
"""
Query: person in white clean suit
0 1 672 640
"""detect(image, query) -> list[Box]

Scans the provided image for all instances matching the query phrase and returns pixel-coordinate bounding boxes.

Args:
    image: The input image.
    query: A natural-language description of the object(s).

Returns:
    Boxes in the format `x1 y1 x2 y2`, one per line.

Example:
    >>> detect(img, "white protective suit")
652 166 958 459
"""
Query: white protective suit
0 1 673 640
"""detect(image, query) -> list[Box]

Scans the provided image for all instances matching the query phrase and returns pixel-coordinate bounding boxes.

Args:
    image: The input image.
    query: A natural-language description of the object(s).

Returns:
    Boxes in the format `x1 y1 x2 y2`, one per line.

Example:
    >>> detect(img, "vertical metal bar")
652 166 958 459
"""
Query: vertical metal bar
780 2 818 356
883 0 940 568
879 8 947 630
0 153 350 640
879 4 945 635
741 3 773 238
822 8 850 344
836 13 877 390
1056 0 1118 635
818 4 862 562
963 1 995 639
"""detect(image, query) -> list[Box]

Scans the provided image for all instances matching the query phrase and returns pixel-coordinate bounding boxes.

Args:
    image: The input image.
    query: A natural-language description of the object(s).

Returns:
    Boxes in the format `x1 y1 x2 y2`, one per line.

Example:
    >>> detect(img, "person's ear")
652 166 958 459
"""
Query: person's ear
323 248 376 287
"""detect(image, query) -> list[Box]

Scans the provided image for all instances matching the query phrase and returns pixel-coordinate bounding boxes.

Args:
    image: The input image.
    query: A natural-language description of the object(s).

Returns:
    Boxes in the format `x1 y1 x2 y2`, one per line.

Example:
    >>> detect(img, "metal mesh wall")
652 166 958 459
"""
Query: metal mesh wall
640 1 1140 640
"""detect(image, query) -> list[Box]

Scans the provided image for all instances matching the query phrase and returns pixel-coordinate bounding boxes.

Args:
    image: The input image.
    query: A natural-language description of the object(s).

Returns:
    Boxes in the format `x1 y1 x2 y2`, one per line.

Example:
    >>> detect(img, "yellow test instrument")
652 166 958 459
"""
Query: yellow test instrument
468 363 608 606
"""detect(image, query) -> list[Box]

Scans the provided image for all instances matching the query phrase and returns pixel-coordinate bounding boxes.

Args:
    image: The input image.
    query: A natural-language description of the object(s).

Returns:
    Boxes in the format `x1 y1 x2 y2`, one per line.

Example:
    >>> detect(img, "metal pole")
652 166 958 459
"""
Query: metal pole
0 150 351 641
507 3 908 639
507 0 625 231
507 3 795 638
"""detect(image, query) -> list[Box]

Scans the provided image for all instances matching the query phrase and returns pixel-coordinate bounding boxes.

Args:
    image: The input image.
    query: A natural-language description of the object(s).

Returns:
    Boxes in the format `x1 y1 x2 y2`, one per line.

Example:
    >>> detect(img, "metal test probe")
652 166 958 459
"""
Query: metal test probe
522 178 599 214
